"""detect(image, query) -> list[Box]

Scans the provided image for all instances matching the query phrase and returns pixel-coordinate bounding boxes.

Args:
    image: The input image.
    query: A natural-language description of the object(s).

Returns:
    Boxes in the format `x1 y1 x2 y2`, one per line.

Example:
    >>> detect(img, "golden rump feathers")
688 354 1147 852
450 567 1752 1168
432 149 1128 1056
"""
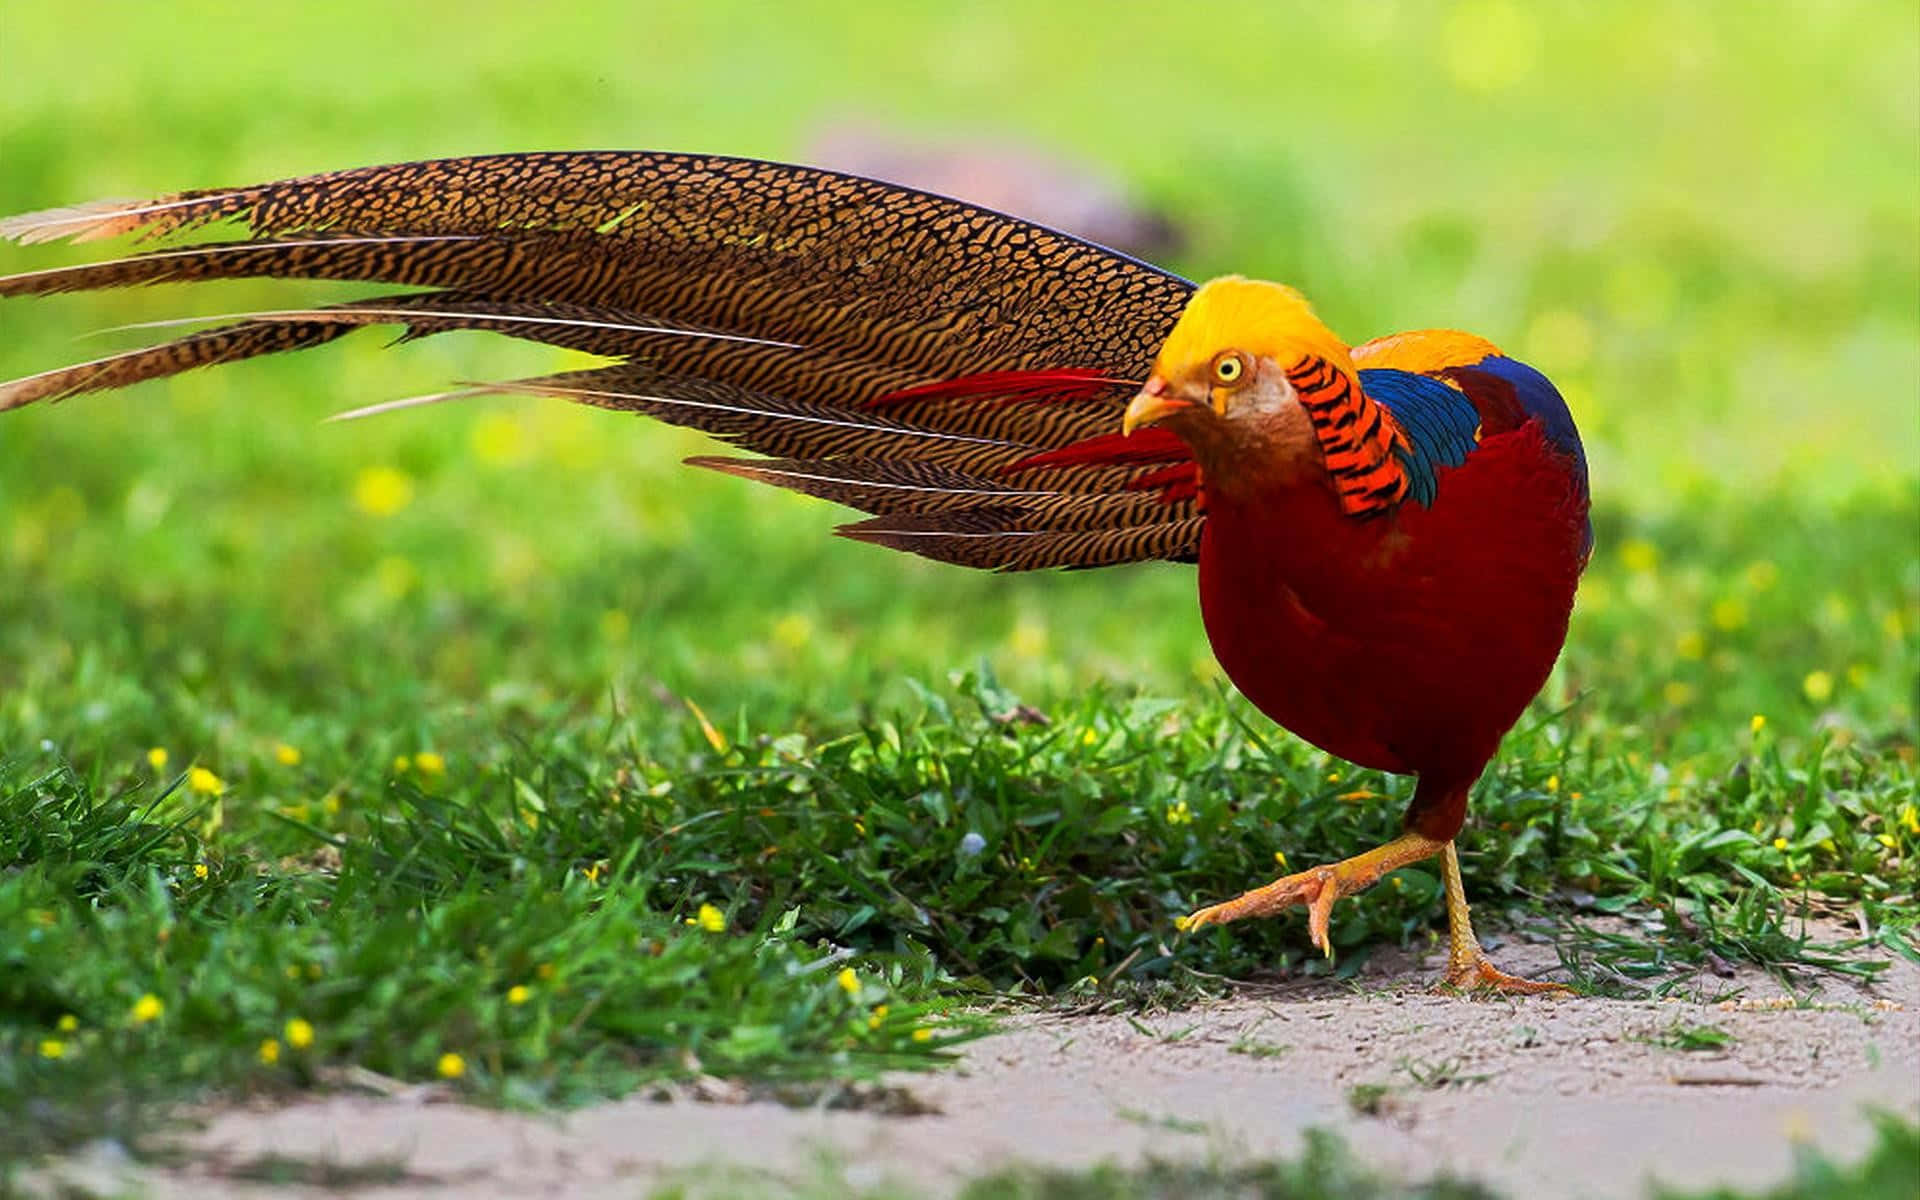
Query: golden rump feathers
1352 328 1506 374
1151 276 1357 378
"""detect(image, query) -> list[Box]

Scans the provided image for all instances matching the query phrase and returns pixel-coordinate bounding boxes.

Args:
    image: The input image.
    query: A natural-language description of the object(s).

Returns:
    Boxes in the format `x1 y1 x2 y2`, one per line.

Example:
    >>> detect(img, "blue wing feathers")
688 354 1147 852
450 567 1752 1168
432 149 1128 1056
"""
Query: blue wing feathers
1358 367 1478 507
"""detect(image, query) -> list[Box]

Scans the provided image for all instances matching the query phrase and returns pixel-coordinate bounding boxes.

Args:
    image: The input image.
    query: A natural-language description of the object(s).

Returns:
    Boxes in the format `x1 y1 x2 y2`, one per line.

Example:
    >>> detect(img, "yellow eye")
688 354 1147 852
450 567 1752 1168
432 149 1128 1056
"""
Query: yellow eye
1212 354 1246 385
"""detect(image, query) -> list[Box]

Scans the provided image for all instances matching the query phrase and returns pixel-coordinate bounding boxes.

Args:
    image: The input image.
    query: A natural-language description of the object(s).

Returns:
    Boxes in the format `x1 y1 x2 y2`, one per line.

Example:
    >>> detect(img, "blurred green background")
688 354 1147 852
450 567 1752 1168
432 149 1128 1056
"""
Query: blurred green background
1 0 1914 768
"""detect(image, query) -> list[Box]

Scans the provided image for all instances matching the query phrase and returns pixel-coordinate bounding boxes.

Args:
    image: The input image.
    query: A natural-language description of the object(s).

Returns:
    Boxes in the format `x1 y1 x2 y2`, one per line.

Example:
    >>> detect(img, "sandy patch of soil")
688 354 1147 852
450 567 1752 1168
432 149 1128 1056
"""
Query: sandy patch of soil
29 926 1920 1198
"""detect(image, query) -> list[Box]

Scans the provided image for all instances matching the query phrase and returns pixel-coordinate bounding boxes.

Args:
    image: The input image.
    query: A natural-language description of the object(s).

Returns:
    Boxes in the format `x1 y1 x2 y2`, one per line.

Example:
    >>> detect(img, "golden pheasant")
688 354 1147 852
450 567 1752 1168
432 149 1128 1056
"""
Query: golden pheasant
0 153 1590 992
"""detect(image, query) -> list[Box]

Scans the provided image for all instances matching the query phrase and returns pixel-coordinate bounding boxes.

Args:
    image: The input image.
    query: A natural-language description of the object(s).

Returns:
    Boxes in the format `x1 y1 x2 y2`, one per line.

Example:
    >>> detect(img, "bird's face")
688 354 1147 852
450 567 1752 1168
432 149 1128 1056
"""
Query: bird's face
1122 345 1320 489
1122 348 1299 436
1121 276 1353 492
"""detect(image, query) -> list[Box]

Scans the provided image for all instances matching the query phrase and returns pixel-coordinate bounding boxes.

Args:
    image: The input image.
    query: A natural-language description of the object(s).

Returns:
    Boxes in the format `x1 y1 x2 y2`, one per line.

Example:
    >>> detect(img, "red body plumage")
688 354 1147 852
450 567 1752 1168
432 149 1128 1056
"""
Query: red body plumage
1198 417 1589 840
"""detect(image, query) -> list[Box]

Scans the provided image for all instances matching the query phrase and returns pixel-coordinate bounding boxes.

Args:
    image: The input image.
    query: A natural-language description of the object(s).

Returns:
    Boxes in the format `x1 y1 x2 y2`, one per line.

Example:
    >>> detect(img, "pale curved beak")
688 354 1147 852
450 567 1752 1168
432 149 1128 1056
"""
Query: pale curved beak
1122 376 1193 436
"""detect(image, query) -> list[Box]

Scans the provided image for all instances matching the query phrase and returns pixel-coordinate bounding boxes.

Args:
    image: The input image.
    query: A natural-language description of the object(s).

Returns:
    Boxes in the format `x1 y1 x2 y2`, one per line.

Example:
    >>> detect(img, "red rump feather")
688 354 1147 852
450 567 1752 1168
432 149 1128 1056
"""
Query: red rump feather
868 368 1202 505
1004 428 1201 505
1127 461 1203 504
1006 428 1187 471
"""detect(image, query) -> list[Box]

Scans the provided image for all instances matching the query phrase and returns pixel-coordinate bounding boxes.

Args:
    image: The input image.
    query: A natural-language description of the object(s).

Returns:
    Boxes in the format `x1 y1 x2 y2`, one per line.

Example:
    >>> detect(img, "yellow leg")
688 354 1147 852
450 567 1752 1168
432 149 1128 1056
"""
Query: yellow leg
1180 830 1446 956
1435 841 1571 995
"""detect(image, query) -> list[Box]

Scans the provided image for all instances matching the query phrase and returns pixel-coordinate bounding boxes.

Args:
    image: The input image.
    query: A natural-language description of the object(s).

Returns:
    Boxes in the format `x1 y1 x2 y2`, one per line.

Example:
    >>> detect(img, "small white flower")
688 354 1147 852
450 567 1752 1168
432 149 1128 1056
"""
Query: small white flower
958 832 986 857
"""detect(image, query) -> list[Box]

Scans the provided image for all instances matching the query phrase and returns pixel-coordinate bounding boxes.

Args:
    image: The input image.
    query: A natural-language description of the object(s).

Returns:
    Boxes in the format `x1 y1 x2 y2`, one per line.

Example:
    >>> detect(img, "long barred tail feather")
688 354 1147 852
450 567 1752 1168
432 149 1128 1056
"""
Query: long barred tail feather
0 151 1202 569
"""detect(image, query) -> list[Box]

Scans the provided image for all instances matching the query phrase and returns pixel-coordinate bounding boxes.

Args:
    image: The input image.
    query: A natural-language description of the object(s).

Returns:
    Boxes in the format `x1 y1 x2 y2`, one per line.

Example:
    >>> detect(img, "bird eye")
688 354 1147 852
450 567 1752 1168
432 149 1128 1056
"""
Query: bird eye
1212 353 1246 385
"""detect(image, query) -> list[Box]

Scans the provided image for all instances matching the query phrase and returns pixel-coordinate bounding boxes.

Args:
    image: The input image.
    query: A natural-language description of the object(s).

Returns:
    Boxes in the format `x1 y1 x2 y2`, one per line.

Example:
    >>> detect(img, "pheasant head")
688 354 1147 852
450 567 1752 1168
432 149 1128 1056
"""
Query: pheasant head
1124 276 1408 510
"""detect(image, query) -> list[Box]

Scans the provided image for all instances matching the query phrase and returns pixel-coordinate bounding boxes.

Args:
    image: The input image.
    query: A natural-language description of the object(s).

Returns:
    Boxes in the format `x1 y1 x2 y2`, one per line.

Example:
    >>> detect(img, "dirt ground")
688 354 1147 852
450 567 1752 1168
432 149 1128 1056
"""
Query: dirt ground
25 925 1920 1199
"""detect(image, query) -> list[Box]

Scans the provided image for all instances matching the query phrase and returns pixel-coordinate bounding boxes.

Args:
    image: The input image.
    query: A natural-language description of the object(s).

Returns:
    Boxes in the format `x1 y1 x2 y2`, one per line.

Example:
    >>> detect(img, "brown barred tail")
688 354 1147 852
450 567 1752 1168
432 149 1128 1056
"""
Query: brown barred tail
1 152 1204 569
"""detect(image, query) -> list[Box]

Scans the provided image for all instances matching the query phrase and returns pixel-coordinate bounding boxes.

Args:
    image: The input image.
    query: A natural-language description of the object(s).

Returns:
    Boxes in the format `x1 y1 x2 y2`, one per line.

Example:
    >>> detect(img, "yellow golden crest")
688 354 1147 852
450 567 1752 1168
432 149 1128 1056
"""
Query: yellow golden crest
1154 276 1357 378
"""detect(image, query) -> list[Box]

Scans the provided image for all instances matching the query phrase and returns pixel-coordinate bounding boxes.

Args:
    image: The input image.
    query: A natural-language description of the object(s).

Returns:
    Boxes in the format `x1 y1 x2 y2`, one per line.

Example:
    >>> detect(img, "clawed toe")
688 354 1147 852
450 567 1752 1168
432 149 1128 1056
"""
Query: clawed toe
1436 953 1572 997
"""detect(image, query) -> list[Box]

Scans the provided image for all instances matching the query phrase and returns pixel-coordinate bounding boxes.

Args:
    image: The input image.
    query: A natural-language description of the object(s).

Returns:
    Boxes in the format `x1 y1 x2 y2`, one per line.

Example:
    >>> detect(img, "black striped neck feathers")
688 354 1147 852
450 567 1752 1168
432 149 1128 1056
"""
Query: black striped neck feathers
1282 355 1410 517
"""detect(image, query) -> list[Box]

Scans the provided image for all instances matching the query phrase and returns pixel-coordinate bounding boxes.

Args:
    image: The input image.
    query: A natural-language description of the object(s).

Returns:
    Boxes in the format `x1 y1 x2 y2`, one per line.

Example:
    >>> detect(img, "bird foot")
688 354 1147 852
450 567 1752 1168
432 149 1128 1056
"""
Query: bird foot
1178 831 1445 956
1181 864 1345 951
1435 951 1572 997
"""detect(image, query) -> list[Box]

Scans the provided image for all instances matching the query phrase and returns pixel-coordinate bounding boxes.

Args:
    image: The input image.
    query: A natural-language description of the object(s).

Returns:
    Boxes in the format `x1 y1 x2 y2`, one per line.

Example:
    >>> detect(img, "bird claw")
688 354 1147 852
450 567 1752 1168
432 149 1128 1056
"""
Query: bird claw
1180 865 1342 954
1178 833 1449 959
1435 952 1573 997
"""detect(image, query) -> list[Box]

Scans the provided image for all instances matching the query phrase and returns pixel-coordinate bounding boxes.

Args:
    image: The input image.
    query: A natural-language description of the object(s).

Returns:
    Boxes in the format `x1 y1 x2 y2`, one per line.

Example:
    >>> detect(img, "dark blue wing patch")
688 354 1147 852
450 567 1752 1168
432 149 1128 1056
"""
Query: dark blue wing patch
1358 367 1479 507
1471 355 1589 497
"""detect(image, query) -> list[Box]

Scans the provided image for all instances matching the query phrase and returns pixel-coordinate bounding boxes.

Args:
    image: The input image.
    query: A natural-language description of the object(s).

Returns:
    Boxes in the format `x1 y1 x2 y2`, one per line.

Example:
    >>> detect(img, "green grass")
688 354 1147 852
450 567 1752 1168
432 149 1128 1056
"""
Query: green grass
935 1118 1920 1200
643 1117 1920 1198
0 0 1916 1178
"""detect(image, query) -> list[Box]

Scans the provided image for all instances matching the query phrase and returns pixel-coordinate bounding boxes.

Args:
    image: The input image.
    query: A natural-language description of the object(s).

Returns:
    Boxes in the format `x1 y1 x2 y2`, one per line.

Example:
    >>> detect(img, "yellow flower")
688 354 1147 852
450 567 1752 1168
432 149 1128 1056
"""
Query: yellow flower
436 1052 466 1079
697 903 726 933
258 1039 281 1065
1876 833 1897 850
868 1003 890 1030
1675 631 1706 660
130 994 163 1024
1545 775 1560 793
1010 617 1048 659
192 863 208 880
56 1014 78 1033
187 767 225 796
1165 800 1193 826
1273 849 1289 869
1618 538 1659 574
39 1039 65 1059
469 412 527 466
837 967 860 996
274 743 302 766
1711 598 1748 632
1172 914 1194 932
599 609 631 641
284 1018 314 1049
413 751 446 777
1750 713 1767 736
352 465 414 517
1081 727 1099 747
1802 671 1834 704
392 755 411 773
1900 804 1919 836
772 612 814 650
911 1028 933 1043
1773 837 1789 851
507 985 530 1006
146 747 169 770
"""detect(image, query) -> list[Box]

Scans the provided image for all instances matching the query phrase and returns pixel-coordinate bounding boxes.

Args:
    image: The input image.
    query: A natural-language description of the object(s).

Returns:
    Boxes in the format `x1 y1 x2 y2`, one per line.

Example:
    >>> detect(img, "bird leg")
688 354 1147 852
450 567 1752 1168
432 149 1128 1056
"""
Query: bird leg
1180 830 1446 954
1434 841 1571 996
